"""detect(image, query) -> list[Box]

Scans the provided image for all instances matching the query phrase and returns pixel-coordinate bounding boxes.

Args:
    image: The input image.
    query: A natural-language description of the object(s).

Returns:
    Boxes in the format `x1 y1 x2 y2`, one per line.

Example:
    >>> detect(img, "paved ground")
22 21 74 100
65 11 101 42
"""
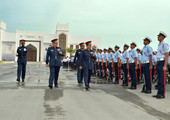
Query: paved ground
0 62 170 120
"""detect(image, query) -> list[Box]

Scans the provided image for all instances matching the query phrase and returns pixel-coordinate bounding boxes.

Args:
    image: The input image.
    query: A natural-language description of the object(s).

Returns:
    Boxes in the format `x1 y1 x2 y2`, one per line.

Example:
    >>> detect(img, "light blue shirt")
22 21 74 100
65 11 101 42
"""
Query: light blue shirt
114 51 121 62
129 48 137 62
95 52 99 62
157 40 169 59
121 50 129 63
102 53 108 62
98 53 103 62
108 52 113 63
137 53 142 63
142 44 153 62
168 56 170 64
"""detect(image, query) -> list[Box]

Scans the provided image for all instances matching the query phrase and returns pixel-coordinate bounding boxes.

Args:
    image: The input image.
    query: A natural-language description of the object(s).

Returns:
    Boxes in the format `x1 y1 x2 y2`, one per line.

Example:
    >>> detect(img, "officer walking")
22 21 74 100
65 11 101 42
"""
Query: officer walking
46 39 65 89
16 40 28 82
153 32 169 99
74 42 85 84
142 37 153 94
79 41 96 90
113 45 121 84
121 44 129 86
129 42 138 89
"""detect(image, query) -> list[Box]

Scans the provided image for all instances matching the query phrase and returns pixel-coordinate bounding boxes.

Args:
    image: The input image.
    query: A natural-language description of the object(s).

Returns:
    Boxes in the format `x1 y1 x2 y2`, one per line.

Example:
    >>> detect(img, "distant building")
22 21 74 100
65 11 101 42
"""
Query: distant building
0 20 101 62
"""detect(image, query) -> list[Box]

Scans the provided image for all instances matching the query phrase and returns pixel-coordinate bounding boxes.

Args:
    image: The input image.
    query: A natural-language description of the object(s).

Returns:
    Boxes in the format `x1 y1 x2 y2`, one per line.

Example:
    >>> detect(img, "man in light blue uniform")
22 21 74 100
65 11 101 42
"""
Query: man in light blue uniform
98 49 103 78
153 32 169 99
16 40 28 82
102 48 108 79
142 37 153 94
129 42 138 89
107 48 114 81
113 45 121 84
121 44 129 86
74 42 85 84
46 39 65 89
152 51 157 82
136 48 142 84
79 41 96 90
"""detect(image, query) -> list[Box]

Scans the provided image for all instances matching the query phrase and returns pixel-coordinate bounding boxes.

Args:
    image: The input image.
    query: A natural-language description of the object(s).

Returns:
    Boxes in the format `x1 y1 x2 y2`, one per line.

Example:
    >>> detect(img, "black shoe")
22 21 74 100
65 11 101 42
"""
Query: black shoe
156 95 165 99
121 83 128 86
22 80 25 82
153 94 159 98
145 90 151 94
129 86 136 90
16 79 20 82
55 85 58 88
48 85 53 89
85 86 89 91
113 82 119 84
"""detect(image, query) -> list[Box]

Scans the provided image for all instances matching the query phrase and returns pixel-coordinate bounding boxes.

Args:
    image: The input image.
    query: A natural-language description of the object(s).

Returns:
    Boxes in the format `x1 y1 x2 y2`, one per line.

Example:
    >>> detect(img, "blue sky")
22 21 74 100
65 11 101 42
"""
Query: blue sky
0 0 170 51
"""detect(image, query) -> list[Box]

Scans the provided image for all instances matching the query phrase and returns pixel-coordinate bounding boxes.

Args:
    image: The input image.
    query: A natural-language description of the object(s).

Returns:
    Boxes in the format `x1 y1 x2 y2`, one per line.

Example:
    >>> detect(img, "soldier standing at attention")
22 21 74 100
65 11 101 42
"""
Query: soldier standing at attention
74 42 85 84
107 48 114 81
153 32 169 99
16 40 28 82
121 44 129 86
136 48 142 84
129 42 138 89
113 45 121 84
142 37 153 94
102 49 108 80
46 39 65 89
79 41 96 90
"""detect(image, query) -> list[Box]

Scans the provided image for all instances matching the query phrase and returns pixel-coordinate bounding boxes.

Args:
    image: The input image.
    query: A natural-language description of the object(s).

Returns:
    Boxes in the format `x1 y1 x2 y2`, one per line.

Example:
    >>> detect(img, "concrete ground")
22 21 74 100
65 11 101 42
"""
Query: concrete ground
0 62 170 120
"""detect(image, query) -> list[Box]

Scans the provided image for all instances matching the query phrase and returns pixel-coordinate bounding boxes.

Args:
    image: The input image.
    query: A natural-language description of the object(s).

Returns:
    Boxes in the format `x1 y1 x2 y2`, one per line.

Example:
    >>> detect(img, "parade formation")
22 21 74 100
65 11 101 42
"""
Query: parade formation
16 31 170 99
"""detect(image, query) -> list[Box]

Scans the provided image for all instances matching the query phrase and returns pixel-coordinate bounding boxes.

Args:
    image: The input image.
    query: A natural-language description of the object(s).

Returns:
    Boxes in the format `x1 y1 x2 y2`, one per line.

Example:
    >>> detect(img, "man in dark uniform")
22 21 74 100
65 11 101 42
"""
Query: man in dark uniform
74 42 85 84
16 40 28 82
46 39 65 89
79 41 96 90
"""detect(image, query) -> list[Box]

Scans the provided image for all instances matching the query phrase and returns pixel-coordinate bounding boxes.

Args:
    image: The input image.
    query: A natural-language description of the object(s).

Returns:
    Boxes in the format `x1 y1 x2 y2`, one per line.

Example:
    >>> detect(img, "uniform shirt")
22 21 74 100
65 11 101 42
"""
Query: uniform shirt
17 46 28 59
142 44 153 62
70 57 74 62
153 55 157 65
168 56 170 64
102 53 108 62
129 48 138 62
74 49 83 66
137 53 142 64
79 49 96 70
98 53 103 62
121 50 129 63
157 40 169 59
46 47 65 67
108 52 113 63
114 51 121 62
95 52 100 62
141 55 144 64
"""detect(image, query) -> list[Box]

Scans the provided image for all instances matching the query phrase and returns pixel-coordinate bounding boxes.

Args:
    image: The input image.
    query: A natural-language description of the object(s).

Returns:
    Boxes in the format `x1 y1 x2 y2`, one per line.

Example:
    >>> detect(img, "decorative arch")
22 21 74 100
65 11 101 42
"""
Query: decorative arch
59 33 67 53
26 44 37 61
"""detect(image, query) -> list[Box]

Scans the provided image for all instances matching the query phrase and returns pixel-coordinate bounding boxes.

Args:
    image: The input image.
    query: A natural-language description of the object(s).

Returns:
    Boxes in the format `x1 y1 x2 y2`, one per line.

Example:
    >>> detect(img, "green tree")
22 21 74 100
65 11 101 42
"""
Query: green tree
65 47 76 56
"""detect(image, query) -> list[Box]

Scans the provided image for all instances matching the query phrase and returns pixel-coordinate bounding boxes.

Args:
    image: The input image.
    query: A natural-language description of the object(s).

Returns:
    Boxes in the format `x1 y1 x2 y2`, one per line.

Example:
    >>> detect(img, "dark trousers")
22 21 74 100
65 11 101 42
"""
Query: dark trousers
99 62 103 77
143 63 152 91
129 63 137 88
156 61 166 96
137 68 141 83
17 60 27 80
49 66 60 86
122 64 128 84
77 68 84 83
114 62 119 83
84 69 92 87
103 62 107 78
108 63 113 79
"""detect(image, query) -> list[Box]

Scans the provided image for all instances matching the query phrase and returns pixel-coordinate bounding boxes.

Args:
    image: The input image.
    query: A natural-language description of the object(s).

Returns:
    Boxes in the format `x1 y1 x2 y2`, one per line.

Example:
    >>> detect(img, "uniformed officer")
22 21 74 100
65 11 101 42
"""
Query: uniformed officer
102 48 108 80
113 45 121 84
98 49 103 78
121 44 129 86
79 41 96 90
142 37 153 94
168 51 170 83
46 39 65 89
74 42 85 84
129 42 138 89
153 32 169 99
16 40 28 82
152 51 157 82
107 48 114 81
136 48 142 84
96 49 100 76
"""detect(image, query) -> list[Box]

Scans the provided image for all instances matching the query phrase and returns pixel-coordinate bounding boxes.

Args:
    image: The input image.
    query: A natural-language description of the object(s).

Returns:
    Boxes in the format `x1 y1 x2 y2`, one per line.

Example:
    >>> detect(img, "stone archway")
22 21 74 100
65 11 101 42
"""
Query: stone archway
26 44 37 61
59 33 66 53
